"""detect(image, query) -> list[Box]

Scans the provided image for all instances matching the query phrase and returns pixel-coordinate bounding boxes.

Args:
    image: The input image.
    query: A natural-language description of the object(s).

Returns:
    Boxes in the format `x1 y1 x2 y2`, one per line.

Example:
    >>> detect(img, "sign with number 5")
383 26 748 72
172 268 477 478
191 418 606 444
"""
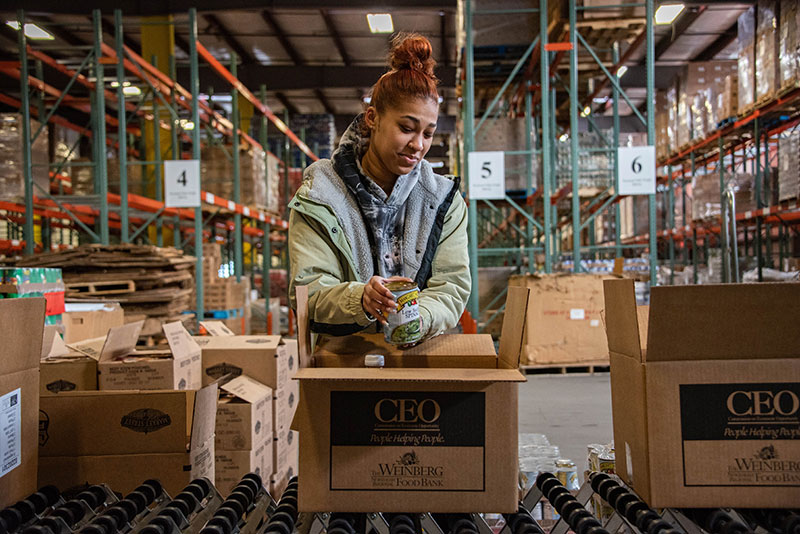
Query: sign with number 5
468 151 505 200
617 146 656 195
164 159 201 207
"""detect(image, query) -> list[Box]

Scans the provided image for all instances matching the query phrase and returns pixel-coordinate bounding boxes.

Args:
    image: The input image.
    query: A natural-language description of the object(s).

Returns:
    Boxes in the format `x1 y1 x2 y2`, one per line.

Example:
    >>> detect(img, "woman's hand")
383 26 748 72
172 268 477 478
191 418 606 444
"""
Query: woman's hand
361 275 413 325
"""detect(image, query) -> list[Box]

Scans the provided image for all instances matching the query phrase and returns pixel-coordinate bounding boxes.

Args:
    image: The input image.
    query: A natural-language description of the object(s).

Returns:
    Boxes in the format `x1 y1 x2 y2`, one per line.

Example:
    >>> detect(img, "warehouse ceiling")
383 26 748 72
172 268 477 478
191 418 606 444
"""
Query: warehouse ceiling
0 0 754 128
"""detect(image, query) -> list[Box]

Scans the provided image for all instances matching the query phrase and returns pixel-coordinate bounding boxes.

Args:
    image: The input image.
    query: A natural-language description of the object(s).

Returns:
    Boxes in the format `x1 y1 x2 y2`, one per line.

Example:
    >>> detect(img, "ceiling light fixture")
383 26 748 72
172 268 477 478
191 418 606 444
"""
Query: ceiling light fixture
616 65 628 78
6 21 55 40
366 13 393 34
122 86 141 97
654 3 685 25
581 106 591 117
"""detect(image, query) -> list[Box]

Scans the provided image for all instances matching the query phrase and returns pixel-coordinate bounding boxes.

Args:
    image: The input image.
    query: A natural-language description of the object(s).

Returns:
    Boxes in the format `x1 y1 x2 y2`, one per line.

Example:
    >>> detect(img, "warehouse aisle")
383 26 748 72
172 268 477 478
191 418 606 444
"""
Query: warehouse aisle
518 374 613 473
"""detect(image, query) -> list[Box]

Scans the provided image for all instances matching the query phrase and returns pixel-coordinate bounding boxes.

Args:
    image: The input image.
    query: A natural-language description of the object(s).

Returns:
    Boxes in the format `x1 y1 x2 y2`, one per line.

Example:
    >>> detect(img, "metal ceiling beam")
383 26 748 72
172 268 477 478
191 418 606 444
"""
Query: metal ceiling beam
692 21 738 61
260 10 304 65
4 0 457 14
183 64 458 92
319 9 351 66
275 92 299 115
313 88 335 115
203 13 255 64
654 6 705 60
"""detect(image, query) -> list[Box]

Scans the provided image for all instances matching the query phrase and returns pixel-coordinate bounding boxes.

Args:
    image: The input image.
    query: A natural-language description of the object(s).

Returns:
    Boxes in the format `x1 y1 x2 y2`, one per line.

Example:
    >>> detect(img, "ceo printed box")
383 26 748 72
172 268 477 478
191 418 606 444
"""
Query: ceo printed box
0 297 45 508
290 285 529 513
604 279 800 509
97 321 202 391
197 335 295 390
38 384 218 496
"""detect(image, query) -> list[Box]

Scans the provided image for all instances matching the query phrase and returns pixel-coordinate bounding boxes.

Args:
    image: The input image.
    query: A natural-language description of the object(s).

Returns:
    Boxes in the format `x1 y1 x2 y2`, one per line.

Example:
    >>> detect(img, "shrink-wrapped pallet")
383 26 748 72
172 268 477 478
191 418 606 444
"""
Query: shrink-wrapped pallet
738 7 756 113
0 114 49 201
755 0 779 103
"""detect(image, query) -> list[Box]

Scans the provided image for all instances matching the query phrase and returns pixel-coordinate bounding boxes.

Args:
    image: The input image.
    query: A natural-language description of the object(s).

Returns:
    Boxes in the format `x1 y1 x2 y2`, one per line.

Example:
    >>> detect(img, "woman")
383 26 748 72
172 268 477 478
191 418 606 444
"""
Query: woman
288 33 470 343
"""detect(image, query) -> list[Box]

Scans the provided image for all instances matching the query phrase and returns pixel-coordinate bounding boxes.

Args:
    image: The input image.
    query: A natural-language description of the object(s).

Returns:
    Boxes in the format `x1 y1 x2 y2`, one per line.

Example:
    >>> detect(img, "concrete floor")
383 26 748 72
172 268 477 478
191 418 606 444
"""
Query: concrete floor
518 373 613 473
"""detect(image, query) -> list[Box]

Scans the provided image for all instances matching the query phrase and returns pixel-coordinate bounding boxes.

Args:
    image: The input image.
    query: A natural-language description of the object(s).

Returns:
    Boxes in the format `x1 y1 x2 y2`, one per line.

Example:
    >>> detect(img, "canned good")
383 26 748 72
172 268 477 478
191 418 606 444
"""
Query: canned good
555 458 579 491
383 281 423 345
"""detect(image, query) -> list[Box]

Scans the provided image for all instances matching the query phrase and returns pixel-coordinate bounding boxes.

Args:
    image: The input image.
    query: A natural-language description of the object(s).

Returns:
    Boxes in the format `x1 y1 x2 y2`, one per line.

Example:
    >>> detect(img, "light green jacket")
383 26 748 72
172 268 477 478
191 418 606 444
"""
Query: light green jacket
288 160 471 339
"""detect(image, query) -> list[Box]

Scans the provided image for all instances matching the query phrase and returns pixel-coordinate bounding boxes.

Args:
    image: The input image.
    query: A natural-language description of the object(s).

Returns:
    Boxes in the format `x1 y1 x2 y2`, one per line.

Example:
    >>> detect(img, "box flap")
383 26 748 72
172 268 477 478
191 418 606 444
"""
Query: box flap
200 320 235 337
42 325 70 359
163 321 201 360
295 285 312 369
315 333 496 359
0 297 45 375
602 279 643 361
99 321 144 362
196 335 281 351
647 283 800 361
498 286 530 369
220 375 272 403
293 367 526 382
190 383 219 450
68 336 107 360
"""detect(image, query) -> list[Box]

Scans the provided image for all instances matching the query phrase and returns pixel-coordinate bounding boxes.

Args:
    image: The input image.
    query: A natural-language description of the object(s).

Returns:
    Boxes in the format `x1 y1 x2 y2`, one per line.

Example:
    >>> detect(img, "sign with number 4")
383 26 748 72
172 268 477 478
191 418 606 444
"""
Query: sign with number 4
468 151 505 200
164 160 201 208
618 146 656 195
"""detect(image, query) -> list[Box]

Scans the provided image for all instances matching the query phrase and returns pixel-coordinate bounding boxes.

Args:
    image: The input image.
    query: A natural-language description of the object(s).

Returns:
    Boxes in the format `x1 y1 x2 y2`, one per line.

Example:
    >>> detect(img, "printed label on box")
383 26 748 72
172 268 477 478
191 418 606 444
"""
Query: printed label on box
329 391 485 491
680 383 800 486
0 388 22 477
569 309 585 320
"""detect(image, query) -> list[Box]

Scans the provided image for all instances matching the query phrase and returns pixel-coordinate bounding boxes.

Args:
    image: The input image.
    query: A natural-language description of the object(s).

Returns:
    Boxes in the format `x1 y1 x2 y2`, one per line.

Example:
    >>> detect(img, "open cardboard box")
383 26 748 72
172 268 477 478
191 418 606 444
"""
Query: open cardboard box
40 326 98 394
217 375 273 451
38 383 218 496
604 279 800 508
62 302 124 344
290 285 529 513
95 321 202 390
195 335 296 390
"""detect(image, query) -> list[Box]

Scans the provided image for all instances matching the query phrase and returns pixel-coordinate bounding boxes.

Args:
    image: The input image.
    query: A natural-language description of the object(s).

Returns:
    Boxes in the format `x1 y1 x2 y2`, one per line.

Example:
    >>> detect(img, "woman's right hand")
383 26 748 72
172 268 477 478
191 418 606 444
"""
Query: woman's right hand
361 276 413 325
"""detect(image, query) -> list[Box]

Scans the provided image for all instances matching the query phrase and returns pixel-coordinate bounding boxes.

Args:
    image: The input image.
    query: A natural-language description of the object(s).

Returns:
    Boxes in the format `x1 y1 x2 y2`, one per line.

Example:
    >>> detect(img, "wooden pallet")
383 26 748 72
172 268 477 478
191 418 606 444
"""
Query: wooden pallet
66 279 135 295
778 83 800 98
521 361 610 375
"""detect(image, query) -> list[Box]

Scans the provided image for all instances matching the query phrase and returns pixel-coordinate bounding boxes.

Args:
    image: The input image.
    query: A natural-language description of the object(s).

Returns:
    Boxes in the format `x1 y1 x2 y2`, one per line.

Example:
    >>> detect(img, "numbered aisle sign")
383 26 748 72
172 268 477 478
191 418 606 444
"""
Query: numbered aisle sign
617 146 656 195
468 151 505 200
164 159 201 208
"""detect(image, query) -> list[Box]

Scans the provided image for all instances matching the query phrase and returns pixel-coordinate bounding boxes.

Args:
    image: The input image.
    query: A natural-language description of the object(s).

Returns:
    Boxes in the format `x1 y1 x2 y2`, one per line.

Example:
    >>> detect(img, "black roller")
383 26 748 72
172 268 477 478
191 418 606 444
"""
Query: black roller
574 516 603 534
783 514 800 534
613 493 637 514
133 484 157 505
189 478 213 497
37 518 61 534
164 500 190 519
277 495 297 511
103 506 129 528
158 507 185 527
142 480 163 497
589 473 611 493
112 501 138 523
92 514 119 534
221 494 246 518
546 485 569 505
139 524 164 534
328 519 355 534
0 515 9 534
286 475 298 486
605 486 629 509
214 506 241 528
634 509 662 533
326 529 351 534
21 525 54 534
561 501 586 525
595 478 617 499
389 525 414 534
241 473 262 488
389 515 415 531
51 506 76 527
647 519 674 534
551 491 574 513
81 524 106 534
206 516 234 534
230 486 254 506
12 501 36 523
267 511 295 531
517 524 543 534
87 486 108 508
38 486 60 508
263 521 291 534
535 472 557 488
0 507 23 532
125 491 148 515
150 515 177 534
585 526 609 534
180 484 204 503
200 525 226 534
236 478 259 497
539 477 561 497
27 494 48 514
622 500 649 525
174 492 199 515
272 504 297 522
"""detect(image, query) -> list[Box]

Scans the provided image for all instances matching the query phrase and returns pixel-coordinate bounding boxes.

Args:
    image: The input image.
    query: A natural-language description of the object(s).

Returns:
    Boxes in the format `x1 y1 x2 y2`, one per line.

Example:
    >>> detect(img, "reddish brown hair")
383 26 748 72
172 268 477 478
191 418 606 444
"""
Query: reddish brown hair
369 33 440 113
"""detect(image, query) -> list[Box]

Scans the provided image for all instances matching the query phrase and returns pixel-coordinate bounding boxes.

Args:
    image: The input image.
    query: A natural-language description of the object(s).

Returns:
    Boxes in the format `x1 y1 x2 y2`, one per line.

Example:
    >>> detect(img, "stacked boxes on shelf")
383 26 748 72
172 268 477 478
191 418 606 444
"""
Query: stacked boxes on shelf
197 334 299 499
474 117 539 192
755 0 779 104
718 74 739 122
201 145 268 209
195 243 249 334
0 114 49 202
691 172 756 221
289 114 336 164
779 0 800 92
215 375 274 496
738 7 757 113
0 267 65 326
779 131 800 201
555 130 612 190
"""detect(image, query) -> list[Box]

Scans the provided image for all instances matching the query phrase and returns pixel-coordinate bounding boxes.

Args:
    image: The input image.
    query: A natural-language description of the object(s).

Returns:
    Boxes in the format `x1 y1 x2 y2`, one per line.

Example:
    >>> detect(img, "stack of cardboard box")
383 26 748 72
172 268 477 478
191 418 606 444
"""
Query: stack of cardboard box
195 243 249 334
197 333 299 498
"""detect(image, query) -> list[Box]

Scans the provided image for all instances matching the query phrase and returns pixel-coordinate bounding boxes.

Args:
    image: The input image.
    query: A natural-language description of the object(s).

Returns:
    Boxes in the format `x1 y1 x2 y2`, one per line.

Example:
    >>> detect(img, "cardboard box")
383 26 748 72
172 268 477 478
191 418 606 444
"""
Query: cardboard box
98 321 202 391
217 376 273 450
508 274 610 366
215 440 273 497
38 384 217 496
197 335 296 389
273 379 299 433
62 302 124 344
604 279 800 508
290 285 528 513
39 325 98 394
0 298 45 508
273 427 299 477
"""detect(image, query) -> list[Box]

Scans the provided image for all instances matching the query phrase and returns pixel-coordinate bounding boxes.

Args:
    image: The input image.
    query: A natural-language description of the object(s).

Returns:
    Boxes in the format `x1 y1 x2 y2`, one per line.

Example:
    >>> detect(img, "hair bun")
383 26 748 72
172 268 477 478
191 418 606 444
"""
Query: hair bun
389 33 436 78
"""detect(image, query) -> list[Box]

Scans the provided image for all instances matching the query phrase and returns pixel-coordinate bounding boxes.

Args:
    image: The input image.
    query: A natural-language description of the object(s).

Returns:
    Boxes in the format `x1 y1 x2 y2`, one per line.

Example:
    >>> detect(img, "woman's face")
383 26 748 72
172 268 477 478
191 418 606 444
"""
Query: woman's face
364 97 439 177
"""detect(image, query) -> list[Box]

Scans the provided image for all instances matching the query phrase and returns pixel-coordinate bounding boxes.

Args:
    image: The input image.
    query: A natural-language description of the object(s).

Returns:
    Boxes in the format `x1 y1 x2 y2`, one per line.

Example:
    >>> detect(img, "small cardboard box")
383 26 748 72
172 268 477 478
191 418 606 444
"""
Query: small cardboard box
509 273 610 366
215 440 273 497
98 321 202 391
197 335 296 389
273 427 299 477
40 326 98 394
217 376 273 450
62 302 124 344
38 384 218 496
273 377 299 433
0 298 45 508
291 286 528 513
604 279 800 508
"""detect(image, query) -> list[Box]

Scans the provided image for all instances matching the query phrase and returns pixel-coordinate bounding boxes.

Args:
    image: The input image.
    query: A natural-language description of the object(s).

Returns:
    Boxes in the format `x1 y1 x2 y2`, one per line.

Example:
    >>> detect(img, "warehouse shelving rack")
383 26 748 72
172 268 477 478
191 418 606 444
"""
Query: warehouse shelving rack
621 86 800 283
2 8 315 322
461 0 657 328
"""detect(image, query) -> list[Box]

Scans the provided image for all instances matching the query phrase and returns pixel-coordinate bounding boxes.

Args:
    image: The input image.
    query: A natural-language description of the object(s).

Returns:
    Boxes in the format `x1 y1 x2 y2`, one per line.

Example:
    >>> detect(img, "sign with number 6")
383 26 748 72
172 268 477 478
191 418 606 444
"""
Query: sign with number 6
617 146 655 195
468 151 505 200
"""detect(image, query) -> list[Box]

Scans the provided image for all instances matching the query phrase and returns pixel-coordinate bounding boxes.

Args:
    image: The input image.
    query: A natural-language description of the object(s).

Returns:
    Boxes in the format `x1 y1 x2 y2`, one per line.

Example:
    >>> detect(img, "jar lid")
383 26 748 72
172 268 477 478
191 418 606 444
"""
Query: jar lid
555 458 576 468
364 354 385 368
